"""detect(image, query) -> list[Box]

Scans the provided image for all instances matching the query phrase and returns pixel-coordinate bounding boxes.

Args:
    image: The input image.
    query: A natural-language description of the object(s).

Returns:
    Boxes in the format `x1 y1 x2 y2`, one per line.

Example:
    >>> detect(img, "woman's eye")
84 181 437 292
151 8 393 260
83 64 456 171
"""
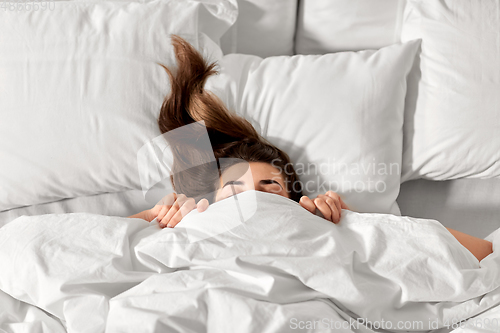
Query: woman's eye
264 183 283 194
220 184 244 200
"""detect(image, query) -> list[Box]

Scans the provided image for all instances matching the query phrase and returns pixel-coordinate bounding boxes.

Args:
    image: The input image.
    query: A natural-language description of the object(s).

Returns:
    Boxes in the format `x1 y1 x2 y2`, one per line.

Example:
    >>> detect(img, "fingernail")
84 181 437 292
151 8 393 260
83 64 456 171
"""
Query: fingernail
167 224 173 228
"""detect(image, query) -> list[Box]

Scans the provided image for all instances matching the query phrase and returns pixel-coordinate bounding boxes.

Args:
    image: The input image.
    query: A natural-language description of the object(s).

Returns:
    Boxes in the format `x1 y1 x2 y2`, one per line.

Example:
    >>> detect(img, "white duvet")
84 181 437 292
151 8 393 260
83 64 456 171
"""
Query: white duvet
1 191 500 333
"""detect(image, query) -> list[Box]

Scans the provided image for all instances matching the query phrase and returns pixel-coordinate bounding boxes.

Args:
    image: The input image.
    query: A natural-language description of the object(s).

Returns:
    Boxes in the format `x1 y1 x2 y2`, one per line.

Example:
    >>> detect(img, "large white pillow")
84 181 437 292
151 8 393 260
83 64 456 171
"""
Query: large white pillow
206 40 421 214
401 0 500 181
220 0 297 57
0 0 236 211
295 0 406 54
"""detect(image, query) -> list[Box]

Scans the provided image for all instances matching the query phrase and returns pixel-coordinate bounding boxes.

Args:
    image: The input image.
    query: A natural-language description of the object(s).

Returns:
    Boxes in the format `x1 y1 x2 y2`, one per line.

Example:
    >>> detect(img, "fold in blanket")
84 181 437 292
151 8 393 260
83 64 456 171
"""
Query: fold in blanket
0 191 499 333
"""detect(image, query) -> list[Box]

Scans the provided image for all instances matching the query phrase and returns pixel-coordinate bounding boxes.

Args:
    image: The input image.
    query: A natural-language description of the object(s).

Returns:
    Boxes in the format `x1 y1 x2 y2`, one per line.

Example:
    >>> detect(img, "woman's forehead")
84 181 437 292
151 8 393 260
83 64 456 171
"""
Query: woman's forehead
221 162 282 180
221 162 251 180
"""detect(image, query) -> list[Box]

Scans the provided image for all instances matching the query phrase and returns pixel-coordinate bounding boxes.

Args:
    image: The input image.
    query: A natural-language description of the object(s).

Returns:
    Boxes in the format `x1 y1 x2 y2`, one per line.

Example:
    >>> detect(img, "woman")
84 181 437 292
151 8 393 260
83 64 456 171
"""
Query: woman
130 35 493 262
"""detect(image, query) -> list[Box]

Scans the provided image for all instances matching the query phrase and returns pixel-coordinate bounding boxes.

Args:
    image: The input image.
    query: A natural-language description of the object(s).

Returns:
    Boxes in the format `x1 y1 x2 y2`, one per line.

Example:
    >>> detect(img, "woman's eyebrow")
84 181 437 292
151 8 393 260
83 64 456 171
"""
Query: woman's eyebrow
260 179 283 189
223 180 244 187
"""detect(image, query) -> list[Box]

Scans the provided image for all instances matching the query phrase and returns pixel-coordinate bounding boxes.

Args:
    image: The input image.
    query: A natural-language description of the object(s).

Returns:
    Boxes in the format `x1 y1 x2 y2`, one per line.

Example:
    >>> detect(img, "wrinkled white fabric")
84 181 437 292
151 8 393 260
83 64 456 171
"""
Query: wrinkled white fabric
1 191 499 332
0 290 66 333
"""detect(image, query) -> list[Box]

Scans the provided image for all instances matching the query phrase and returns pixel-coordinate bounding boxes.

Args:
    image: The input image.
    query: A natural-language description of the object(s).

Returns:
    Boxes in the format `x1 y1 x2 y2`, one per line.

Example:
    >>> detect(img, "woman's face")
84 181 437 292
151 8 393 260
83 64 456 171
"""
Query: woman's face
215 162 289 202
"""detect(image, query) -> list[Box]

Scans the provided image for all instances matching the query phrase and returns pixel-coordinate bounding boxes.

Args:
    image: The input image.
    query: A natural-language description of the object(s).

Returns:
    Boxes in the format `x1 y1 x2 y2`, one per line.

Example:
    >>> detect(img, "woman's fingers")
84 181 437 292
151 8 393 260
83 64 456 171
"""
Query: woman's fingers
168 198 197 228
150 193 176 221
313 198 330 221
154 194 209 229
159 194 187 228
314 197 338 223
301 195 339 223
159 195 207 228
320 194 341 223
325 191 342 213
197 198 209 212
299 196 316 213
325 196 341 223
300 192 346 224
325 190 350 210
157 204 171 224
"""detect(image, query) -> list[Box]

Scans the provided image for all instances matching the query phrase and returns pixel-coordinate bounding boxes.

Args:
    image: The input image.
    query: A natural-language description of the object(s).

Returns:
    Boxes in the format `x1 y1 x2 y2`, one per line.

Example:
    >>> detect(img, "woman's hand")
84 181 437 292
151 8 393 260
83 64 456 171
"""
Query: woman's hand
149 193 209 228
299 191 349 224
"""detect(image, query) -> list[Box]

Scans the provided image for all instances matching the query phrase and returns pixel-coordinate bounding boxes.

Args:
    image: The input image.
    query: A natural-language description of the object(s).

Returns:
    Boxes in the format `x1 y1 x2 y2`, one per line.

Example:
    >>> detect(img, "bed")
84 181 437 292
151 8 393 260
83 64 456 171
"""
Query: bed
1 0 499 332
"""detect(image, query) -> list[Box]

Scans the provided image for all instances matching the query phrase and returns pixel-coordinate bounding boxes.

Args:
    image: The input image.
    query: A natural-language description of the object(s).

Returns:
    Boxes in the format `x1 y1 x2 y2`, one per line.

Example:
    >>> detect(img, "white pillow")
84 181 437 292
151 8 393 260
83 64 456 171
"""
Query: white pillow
0 0 236 211
206 40 421 214
220 0 297 57
295 0 406 54
401 0 500 181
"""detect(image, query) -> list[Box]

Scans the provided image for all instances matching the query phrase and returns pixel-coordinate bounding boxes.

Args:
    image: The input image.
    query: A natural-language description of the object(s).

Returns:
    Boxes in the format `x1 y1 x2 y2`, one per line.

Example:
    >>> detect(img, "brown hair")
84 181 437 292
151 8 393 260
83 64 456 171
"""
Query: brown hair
157 35 302 203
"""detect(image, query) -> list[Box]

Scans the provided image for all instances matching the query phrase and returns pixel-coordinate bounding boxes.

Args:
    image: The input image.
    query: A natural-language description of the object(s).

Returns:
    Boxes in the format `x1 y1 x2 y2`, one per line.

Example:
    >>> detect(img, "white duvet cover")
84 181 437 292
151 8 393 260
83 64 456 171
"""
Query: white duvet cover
1 191 500 333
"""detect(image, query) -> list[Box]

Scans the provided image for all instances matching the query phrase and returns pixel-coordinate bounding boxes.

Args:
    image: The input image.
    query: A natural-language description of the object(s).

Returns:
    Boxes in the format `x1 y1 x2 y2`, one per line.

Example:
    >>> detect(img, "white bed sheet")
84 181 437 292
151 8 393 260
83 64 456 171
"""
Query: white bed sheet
1 191 500 333
2 179 499 332
0 291 66 333
0 190 155 332
450 304 500 333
